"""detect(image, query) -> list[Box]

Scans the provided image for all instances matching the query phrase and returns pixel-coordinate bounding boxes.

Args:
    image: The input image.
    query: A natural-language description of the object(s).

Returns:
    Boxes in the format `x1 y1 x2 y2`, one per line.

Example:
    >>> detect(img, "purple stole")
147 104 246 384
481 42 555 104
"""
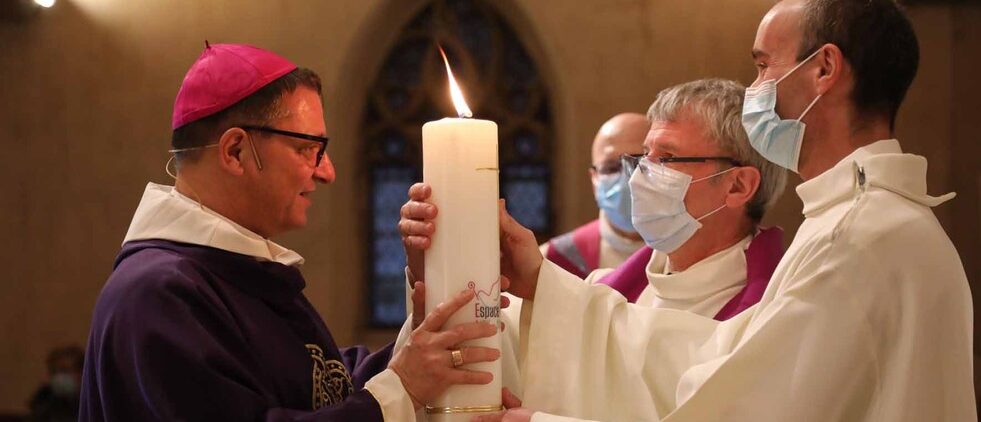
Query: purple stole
545 219 602 279
597 227 785 321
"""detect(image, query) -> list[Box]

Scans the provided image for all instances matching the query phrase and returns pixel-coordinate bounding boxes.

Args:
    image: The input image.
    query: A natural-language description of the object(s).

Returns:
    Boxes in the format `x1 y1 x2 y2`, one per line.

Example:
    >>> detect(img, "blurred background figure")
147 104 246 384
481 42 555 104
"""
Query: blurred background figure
541 113 649 278
27 346 83 422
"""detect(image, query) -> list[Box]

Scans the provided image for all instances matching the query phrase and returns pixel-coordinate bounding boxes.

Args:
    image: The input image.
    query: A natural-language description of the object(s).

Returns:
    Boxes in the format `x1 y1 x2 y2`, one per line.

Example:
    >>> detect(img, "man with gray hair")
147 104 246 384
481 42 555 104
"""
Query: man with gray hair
584 78 788 318
397 78 788 419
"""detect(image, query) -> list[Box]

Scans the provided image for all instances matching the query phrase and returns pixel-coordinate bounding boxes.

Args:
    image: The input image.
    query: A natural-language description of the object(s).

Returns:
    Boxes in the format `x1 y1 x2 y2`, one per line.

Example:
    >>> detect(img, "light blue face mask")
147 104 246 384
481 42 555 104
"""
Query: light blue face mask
594 171 636 233
50 373 79 398
628 158 733 253
742 48 822 173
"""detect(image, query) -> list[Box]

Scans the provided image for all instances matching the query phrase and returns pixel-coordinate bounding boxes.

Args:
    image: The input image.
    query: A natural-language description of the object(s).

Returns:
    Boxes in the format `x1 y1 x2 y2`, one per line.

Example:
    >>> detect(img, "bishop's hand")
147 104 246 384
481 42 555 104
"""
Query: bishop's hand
389 289 501 410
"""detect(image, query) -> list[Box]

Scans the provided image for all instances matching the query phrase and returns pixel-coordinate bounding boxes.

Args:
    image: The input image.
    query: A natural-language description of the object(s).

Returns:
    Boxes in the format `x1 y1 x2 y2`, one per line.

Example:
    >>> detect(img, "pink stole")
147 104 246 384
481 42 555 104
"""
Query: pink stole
545 220 602 279
597 227 785 321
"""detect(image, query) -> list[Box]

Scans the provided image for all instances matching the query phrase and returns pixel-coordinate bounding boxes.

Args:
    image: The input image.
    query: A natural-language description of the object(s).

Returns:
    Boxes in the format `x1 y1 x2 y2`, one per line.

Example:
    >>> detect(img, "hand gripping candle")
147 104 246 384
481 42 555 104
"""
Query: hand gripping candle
421 46 502 421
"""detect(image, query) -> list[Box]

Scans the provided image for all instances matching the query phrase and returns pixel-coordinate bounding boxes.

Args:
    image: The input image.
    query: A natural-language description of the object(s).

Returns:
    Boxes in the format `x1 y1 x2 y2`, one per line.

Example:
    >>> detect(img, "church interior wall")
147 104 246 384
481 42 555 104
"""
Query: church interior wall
0 0 976 414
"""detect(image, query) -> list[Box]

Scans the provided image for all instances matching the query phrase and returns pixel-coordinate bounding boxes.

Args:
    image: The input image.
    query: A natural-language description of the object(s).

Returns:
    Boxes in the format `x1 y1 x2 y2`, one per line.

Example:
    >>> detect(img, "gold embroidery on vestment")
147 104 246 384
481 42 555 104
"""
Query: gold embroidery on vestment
306 344 353 409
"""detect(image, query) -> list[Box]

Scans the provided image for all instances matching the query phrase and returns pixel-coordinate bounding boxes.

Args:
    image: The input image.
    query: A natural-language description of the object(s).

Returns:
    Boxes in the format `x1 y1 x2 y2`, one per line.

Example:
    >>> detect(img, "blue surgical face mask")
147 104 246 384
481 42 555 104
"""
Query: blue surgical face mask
50 373 78 398
628 158 733 253
594 171 636 233
742 48 822 173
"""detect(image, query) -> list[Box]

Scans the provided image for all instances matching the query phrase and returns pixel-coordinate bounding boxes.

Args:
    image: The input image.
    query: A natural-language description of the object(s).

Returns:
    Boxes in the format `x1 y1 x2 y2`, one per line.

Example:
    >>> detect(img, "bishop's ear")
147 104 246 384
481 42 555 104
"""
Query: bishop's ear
725 166 761 209
216 127 249 176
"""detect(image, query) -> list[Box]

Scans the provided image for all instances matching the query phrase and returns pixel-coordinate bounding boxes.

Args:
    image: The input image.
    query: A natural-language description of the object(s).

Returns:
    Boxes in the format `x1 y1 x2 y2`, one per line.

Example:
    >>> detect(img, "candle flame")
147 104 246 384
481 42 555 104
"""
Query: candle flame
438 46 473 118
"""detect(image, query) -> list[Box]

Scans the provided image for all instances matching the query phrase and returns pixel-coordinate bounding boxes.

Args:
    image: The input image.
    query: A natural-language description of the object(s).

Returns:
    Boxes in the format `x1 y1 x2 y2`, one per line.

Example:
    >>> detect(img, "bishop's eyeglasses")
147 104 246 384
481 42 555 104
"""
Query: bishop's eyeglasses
240 125 330 169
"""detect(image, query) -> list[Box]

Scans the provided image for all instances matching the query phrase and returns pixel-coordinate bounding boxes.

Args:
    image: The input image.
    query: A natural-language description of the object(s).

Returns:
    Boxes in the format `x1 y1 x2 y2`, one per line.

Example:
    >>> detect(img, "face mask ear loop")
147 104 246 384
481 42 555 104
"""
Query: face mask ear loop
796 94 822 122
776 47 823 85
695 203 728 222
692 166 738 184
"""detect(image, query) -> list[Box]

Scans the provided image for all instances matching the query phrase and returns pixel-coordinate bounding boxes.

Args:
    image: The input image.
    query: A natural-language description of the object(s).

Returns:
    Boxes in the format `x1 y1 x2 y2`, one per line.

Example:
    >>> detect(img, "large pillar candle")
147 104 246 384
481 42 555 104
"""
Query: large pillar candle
422 118 501 421
420 47 502 421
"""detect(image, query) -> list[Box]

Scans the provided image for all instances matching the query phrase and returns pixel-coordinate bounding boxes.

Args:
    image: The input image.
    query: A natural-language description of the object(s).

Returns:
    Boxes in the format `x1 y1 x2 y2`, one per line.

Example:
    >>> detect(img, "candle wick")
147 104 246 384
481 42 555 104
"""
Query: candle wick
458 112 473 119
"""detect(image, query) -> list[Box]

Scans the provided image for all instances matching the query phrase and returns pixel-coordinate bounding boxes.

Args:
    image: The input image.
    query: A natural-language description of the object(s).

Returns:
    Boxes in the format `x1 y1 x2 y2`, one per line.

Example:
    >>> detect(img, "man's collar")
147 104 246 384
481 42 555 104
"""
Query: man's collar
796 139 954 218
122 183 305 266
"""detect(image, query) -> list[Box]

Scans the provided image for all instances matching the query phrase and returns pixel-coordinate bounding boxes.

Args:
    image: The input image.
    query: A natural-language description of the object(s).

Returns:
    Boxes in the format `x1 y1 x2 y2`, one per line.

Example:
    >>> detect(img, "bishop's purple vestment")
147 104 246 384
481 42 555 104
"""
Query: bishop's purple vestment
80 240 391 421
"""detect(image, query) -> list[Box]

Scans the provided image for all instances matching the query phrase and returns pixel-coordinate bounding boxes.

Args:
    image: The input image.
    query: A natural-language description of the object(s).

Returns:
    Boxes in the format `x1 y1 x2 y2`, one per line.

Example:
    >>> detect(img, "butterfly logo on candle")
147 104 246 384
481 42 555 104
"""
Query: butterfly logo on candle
468 280 501 319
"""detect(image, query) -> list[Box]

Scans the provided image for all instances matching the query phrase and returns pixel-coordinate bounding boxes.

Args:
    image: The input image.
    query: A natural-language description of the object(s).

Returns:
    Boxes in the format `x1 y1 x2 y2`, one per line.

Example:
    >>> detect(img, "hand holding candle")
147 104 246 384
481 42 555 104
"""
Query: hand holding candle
388 289 500 410
401 188 514 323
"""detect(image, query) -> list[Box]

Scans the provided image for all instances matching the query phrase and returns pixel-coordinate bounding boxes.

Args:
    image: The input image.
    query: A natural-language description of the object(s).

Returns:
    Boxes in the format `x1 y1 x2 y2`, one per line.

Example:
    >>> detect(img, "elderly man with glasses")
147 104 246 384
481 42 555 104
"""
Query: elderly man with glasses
79 43 501 422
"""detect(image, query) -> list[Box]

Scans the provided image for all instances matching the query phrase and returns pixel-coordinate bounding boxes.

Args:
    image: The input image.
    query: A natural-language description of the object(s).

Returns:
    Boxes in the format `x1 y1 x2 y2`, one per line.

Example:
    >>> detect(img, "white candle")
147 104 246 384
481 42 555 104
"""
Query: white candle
421 47 502 421
422 118 501 421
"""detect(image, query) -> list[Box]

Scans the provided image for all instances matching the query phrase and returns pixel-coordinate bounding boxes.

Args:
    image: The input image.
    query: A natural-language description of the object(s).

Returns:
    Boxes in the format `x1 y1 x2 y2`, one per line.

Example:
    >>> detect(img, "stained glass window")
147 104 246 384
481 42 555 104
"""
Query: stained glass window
364 0 554 326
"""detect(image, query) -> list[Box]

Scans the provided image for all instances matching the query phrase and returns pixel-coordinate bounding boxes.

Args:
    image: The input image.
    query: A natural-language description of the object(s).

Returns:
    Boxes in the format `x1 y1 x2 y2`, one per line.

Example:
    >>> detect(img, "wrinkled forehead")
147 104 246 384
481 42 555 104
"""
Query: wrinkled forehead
645 116 719 157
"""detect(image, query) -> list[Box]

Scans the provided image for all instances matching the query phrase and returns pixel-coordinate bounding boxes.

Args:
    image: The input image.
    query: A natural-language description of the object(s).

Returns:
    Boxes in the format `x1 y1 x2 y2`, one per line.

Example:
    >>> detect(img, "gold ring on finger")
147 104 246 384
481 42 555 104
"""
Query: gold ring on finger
450 348 464 368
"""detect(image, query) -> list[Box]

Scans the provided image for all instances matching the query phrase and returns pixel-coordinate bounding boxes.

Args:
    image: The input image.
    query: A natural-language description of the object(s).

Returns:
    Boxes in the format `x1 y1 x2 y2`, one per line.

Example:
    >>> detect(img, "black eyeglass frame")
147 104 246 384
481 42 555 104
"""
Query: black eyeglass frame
620 154 743 177
622 154 742 167
240 125 330 167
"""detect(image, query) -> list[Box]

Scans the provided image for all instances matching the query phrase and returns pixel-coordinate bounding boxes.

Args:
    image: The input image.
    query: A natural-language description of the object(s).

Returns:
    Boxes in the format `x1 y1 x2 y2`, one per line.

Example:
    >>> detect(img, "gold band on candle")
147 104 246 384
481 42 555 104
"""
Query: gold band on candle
425 404 505 414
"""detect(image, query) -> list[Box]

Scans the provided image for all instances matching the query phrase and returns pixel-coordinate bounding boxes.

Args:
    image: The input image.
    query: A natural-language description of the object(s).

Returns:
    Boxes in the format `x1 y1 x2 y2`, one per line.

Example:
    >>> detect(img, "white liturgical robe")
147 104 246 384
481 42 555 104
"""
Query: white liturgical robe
397 232 760 421
505 233 755 392
519 140 975 422
633 234 751 315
